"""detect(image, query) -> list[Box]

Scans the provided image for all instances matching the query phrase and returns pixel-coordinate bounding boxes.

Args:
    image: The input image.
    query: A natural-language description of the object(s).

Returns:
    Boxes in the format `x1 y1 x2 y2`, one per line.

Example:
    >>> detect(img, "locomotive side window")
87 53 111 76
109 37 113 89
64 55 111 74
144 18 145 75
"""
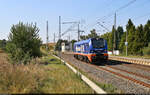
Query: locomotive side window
85 43 89 52
76 45 81 52
85 43 89 48
81 45 84 53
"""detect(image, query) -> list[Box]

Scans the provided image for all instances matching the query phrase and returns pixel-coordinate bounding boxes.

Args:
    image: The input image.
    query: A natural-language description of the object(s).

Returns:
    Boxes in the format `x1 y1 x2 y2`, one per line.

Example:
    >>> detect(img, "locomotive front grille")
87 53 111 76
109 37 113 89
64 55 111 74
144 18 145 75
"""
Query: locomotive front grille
92 54 104 59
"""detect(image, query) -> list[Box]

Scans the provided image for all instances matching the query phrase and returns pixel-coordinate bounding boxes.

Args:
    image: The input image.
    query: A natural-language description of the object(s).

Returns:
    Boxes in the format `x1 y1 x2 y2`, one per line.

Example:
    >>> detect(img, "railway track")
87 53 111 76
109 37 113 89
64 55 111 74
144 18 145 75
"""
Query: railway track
122 63 150 72
74 59 150 89
106 65 150 81
59 53 150 93
87 64 150 88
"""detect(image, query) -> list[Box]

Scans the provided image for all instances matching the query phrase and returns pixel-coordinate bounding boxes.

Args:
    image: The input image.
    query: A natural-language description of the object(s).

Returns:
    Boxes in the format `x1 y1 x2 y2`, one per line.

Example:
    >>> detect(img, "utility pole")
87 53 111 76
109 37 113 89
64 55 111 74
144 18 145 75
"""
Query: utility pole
59 16 61 40
78 23 80 41
46 21 49 51
59 16 61 64
54 33 55 43
126 31 128 56
113 12 116 55
68 33 70 42
68 33 72 51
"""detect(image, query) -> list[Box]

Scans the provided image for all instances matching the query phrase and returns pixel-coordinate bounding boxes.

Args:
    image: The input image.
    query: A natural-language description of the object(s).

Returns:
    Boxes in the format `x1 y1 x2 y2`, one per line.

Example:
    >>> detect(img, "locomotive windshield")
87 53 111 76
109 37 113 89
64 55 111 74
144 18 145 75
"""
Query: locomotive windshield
92 38 105 48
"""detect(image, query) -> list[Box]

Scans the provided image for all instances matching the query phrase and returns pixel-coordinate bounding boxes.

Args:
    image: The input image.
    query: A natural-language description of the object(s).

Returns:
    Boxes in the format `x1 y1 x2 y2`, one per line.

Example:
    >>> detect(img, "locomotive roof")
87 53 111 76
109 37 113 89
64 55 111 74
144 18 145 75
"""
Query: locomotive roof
74 38 91 45
74 38 104 45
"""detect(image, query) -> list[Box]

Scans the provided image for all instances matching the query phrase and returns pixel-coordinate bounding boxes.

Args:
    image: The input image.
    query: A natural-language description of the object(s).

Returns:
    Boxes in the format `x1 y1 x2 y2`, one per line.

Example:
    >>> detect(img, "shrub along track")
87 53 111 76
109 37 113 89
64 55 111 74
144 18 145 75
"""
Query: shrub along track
60 53 150 94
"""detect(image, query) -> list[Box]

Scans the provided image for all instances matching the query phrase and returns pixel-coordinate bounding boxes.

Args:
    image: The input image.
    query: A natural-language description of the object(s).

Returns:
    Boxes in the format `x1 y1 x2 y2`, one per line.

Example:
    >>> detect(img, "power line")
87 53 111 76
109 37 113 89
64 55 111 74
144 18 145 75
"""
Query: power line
133 12 150 21
61 23 77 37
118 12 150 26
117 0 150 25
85 0 135 36
82 0 137 36
82 0 117 33
97 0 137 22
116 0 137 12
97 22 111 32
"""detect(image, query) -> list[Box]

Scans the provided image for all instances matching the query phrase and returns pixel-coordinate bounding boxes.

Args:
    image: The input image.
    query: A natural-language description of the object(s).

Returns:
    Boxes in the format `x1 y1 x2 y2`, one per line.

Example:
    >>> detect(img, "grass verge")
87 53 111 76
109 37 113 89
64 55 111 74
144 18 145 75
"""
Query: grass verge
39 55 94 93
0 51 94 94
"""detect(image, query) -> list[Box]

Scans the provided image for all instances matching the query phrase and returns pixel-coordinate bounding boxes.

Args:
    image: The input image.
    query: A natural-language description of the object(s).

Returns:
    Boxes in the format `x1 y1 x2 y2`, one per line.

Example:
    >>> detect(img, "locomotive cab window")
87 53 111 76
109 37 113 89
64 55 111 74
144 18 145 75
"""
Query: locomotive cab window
92 38 105 48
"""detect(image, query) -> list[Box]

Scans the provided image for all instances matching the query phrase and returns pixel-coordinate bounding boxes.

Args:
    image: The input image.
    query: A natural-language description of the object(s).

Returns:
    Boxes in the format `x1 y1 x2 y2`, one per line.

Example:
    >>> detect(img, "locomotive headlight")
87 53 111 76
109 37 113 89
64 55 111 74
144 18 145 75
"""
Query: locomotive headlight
104 49 107 53
90 50 94 53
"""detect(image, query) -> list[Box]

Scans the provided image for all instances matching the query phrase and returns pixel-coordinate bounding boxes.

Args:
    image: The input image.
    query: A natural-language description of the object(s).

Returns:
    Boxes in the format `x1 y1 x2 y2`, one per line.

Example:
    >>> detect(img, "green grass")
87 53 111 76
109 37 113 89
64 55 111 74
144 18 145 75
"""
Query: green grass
39 48 94 93
38 55 94 94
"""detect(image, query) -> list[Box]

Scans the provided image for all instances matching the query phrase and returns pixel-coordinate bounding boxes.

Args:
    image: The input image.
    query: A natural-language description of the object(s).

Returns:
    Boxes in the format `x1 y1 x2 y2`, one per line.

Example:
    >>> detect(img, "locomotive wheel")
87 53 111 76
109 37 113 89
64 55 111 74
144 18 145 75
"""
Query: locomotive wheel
83 56 87 62
77 55 79 60
86 58 90 63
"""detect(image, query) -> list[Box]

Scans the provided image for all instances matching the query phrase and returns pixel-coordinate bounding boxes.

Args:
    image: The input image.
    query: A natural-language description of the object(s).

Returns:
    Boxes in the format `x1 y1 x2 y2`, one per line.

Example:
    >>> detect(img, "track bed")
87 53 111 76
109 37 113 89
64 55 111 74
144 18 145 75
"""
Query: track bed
59 53 150 94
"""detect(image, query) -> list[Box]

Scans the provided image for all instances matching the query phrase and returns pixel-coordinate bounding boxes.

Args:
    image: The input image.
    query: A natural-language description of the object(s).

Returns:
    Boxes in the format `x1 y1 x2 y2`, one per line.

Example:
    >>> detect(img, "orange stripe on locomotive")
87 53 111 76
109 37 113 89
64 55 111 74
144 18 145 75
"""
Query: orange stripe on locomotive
74 52 108 63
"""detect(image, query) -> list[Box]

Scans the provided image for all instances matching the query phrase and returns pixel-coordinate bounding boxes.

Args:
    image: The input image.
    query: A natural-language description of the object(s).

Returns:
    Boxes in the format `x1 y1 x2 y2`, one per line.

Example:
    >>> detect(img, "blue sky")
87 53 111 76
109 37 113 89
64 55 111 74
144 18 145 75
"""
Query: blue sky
0 0 150 43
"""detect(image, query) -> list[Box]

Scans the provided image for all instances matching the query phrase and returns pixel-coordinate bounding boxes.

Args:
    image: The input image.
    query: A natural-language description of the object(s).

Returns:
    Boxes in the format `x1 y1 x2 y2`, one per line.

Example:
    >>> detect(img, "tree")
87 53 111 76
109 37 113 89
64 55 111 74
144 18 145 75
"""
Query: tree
116 26 124 50
6 22 42 64
100 32 110 44
133 24 144 55
119 32 126 54
80 29 98 40
100 26 117 51
70 39 77 46
88 29 98 38
55 39 68 51
70 39 77 51
143 43 150 56
143 20 150 47
0 39 7 50
111 26 115 50
126 19 135 55
80 35 88 40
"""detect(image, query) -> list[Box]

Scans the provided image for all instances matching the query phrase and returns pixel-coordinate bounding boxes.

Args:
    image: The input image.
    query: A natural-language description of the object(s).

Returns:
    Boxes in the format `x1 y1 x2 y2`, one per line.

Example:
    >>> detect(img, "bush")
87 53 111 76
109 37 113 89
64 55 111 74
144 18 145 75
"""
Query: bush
0 39 7 51
6 22 42 64
0 63 47 93
143 43 150 56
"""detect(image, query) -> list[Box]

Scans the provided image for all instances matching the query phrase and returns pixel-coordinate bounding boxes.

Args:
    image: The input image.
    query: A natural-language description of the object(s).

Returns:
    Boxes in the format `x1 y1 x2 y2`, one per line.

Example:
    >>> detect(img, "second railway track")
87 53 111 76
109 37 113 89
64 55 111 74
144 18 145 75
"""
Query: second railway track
109 59 150 72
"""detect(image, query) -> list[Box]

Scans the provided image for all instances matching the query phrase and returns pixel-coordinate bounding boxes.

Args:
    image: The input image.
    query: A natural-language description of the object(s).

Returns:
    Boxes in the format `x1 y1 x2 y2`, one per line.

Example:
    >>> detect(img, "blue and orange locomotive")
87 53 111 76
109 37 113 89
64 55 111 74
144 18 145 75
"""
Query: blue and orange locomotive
73 38 108 63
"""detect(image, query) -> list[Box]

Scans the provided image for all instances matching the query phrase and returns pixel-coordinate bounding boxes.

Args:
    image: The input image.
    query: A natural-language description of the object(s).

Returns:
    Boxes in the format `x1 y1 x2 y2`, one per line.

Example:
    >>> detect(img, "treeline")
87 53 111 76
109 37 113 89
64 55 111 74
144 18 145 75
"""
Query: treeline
100 19 150 56
55 39 77 51
0 39 7 50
